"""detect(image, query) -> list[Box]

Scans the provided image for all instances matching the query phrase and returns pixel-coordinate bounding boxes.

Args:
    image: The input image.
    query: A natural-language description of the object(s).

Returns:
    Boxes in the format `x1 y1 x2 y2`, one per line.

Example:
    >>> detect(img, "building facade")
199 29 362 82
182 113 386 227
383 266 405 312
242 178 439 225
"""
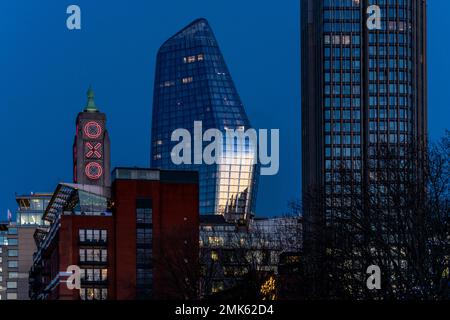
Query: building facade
0 223 16 300
73 87 111 187
15 194 51 300
151 18 259 222
112 168 199 300
0 193 51 300
199 215 301 298
29 184 113 300
301 0 427 295
29 168 199 300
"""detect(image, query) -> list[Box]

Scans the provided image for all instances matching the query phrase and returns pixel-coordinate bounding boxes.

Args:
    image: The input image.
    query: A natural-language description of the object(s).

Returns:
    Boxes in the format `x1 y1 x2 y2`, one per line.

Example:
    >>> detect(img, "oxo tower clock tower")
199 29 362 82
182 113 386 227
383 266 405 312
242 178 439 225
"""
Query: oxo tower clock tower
73 87 111 187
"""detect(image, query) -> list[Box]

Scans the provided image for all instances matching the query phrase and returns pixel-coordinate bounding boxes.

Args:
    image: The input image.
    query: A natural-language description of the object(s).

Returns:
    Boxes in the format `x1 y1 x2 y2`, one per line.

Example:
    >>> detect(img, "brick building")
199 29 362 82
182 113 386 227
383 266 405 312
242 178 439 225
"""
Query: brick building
29 168 199 300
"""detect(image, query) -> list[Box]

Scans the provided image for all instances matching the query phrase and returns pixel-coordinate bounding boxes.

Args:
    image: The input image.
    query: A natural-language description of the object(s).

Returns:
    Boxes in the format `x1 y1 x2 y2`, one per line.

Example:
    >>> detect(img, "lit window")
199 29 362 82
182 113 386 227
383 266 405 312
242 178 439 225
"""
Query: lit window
212 281 224 293
102 269 108 281
79 249 86 262
7 281 17 289
208 236 224 246
6 293 17 300
8 250 18 257
211 251 219 261
160 80 175 88
182 77 193 84
79 230 85 242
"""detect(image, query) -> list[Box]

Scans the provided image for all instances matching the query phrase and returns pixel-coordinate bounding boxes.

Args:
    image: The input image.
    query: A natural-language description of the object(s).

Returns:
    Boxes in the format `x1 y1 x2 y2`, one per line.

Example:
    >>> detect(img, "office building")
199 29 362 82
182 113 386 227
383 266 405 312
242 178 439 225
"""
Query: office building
151 18 259 222
29 168 199 300
29 184 113 300
301 0 427 295
112 168 199 300
16 194 51 300
0 193 51 300
0 223 13 300
199 215 301 298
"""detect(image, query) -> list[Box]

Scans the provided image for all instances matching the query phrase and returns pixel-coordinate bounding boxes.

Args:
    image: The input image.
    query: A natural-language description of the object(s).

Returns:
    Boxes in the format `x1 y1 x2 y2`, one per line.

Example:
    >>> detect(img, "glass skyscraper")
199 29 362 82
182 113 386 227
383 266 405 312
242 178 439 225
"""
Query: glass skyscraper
301 0 427 294
151 18 258 222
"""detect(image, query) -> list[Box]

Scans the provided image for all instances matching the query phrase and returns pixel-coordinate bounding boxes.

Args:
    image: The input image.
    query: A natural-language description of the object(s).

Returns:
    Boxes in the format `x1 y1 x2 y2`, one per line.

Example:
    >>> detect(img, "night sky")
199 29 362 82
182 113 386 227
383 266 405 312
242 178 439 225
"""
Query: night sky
0 1 448 221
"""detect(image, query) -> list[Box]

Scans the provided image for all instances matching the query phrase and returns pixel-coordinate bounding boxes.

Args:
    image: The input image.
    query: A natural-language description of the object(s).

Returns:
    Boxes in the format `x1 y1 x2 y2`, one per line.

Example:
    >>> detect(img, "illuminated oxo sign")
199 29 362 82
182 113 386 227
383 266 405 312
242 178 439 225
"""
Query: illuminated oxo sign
84 121 102 139
85 162 103 180
85 142 102 159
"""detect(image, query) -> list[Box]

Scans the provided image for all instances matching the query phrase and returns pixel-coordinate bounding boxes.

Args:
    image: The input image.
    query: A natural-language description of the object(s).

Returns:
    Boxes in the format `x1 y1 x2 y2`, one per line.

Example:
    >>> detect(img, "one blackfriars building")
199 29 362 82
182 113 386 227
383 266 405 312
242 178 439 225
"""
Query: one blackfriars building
151 18 258 222
301 0 427 295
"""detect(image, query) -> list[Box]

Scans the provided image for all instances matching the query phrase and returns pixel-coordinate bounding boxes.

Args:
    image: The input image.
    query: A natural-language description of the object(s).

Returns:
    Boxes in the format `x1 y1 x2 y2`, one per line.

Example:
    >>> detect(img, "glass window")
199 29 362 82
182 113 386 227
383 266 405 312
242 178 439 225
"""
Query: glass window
86 288 94 300
79 249 86 262
93 230 100 241
93 249 100 262
80 289 86 300
79 229 107 242
101 230 107 242
8 250 18 257
137 248 152 265
102 289 108 300
6 293 17 300
136 228 152 245
80 288 107 300
8 228 17 235
79 230 85 242
101 249 107 262
7 281 17 289
101 269 108 281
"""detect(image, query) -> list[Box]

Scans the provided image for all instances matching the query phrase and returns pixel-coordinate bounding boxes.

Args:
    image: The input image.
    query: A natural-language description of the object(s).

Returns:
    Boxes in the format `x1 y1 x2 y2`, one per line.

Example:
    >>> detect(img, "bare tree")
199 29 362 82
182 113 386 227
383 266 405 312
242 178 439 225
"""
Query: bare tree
152 225 200 300
302 132 450 300
199 216 301 300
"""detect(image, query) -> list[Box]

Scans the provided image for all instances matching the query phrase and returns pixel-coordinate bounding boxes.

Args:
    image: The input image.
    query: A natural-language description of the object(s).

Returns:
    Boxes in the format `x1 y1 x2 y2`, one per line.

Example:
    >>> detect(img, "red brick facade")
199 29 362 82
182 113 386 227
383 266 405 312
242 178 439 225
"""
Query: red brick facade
30 169 199 300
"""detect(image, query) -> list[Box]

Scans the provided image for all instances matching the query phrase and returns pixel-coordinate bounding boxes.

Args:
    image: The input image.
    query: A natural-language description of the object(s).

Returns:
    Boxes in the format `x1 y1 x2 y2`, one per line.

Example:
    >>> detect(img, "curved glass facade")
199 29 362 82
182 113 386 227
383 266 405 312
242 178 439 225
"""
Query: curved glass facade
151 19 258 221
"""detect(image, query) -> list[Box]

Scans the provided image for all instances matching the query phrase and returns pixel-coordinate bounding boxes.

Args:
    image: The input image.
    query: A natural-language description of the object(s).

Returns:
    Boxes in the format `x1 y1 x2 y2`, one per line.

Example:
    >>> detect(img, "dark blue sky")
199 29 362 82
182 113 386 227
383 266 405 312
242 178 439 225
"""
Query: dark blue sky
0 1 448 221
